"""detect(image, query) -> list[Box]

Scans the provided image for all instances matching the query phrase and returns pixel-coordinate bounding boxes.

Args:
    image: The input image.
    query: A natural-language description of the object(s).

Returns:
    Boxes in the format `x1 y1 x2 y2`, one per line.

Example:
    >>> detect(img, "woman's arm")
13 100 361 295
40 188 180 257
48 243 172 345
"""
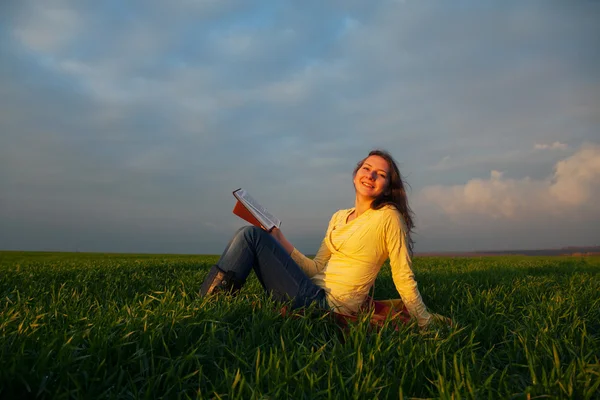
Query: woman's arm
269 228 294 255
270 227 331 278
270 212 337 278
384 210 433 328
289 239 331 278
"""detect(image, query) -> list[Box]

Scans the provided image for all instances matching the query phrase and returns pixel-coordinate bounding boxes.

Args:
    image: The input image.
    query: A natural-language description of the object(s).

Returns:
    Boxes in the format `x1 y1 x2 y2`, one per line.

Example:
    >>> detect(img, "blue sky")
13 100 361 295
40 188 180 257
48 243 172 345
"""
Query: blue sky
1 0 599 254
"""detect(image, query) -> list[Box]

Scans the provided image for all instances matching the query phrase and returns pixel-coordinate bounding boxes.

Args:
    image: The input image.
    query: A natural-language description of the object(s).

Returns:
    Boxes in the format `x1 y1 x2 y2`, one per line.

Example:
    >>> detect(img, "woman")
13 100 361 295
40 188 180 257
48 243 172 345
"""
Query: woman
200 150 447 329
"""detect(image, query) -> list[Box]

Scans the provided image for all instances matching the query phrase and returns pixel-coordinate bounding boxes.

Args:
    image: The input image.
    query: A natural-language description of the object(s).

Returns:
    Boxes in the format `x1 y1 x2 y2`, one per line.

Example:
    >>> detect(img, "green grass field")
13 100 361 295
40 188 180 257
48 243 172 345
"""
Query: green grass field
1 251 599 399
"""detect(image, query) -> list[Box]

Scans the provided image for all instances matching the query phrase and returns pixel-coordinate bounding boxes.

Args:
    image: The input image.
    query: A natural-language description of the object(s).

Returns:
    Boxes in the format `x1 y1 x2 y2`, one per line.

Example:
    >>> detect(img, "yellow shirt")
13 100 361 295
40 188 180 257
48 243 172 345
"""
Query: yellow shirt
290 205 432 327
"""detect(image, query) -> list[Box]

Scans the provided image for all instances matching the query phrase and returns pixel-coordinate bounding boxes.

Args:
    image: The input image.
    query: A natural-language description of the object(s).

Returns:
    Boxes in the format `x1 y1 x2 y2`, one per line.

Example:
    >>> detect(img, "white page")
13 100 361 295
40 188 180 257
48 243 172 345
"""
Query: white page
234 189 281 229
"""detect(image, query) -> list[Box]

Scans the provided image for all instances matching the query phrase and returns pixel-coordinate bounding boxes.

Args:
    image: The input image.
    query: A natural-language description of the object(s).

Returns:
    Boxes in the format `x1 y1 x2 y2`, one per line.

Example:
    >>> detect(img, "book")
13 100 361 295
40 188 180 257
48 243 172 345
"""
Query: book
232 188 282 232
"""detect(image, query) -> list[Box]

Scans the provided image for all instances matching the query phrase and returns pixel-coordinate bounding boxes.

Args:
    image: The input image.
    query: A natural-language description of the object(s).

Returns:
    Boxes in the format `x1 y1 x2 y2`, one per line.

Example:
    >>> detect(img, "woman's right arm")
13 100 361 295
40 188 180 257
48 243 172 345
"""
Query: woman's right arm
269 228 295 255
290 239 331 278
270 227 331 278
270 212 337 278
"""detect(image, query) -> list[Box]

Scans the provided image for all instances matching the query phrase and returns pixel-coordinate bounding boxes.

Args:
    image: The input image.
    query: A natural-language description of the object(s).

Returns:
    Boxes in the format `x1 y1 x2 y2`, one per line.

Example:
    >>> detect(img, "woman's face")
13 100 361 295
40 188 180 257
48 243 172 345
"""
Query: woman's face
353 155 390 200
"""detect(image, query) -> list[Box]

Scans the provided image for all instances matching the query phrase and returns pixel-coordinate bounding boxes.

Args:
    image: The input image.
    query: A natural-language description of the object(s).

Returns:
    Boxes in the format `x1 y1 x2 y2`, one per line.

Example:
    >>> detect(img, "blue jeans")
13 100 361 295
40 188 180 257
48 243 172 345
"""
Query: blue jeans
216 226 327 309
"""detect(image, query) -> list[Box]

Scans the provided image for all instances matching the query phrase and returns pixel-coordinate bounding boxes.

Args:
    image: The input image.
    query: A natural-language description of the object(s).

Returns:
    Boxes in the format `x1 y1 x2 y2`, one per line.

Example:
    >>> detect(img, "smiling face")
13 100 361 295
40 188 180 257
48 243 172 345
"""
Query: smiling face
353 155 390 201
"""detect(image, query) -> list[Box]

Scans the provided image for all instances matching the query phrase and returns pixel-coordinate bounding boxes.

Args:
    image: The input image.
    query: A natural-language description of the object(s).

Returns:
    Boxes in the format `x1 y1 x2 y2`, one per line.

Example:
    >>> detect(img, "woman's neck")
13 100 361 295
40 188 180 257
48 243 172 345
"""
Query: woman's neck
353 196 374 218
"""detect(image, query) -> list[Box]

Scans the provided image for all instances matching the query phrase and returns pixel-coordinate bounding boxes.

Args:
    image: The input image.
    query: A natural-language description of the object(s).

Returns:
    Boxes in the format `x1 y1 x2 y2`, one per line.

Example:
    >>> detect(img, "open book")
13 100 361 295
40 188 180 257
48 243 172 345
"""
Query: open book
232 188 282 232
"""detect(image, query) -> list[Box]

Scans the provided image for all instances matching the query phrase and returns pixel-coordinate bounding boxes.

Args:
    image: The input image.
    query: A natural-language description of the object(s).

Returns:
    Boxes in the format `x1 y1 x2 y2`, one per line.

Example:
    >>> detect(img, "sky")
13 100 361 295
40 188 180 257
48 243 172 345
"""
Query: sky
1 0 599 254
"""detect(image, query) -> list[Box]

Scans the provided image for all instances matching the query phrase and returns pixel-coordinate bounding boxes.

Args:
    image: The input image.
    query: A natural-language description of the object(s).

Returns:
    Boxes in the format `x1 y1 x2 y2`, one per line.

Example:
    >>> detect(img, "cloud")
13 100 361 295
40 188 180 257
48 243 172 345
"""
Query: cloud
550 144 600 205
418 143 600 221
412 143 600 251
12 2 83 53
1 1 599 253
534 141 568 150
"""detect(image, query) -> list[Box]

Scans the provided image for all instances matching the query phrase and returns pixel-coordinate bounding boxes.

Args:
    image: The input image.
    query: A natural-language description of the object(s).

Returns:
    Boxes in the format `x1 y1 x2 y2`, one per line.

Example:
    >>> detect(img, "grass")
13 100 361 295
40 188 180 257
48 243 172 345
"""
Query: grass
1 251 599 399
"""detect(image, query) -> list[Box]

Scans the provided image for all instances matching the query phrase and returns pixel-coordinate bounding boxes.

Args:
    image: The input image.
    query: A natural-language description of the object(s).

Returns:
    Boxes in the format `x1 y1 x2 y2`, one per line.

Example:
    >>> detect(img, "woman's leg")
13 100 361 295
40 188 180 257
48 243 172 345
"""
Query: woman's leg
201 226 326 309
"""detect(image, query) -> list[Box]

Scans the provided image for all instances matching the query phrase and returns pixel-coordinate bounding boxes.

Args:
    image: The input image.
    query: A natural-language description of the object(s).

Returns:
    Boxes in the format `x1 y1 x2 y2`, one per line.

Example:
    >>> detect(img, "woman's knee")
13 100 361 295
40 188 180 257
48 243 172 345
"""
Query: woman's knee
235 225 265 242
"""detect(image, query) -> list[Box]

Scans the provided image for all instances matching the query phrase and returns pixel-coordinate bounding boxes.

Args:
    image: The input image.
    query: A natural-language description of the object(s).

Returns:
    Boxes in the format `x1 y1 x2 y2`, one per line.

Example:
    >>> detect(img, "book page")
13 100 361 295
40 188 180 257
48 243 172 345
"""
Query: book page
234 189 281 229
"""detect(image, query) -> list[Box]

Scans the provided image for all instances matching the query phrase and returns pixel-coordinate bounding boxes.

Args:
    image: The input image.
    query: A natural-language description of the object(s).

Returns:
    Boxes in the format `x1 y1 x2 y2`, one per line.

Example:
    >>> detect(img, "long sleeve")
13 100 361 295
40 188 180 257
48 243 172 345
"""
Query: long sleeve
290 239 331 278
384 211 432 328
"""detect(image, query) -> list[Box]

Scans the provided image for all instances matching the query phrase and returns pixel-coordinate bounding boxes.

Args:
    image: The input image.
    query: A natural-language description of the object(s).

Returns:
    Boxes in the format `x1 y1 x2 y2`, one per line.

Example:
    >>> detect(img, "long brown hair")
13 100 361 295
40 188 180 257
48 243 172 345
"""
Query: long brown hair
353 149 415 253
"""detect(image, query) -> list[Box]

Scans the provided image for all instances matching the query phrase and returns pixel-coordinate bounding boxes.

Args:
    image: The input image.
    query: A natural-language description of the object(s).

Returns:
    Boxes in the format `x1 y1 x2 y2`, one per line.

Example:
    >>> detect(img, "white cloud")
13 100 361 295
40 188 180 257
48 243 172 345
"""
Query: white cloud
418 143 600 221
12 2 82 53
212 31 258 57
534 141 568 150
550 144 600 205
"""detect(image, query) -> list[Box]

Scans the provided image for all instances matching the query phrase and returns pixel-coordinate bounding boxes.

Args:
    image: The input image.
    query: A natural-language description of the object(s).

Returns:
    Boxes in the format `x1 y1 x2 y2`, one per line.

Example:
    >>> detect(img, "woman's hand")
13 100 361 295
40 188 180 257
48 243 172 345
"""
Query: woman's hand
269 227 285 243
426 313 453 330
421 313 453 331
269 227 294 255
431 313 453 326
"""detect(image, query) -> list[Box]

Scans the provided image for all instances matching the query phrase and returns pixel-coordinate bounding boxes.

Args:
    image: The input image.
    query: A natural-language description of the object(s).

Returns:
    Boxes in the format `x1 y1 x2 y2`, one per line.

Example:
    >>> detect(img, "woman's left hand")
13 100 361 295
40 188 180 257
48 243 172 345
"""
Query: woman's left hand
420 313 453 330
430 313 453 327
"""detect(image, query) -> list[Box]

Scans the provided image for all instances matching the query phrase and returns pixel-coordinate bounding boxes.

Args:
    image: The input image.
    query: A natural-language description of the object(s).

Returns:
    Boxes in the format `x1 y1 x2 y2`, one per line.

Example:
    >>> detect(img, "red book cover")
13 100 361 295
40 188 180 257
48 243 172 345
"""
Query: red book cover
232 200 266 230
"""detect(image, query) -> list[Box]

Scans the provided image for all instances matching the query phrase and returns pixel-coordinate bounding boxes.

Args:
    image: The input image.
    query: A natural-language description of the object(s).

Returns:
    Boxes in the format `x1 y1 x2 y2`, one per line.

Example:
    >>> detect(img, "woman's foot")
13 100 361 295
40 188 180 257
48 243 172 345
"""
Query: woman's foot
199 265 243 296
